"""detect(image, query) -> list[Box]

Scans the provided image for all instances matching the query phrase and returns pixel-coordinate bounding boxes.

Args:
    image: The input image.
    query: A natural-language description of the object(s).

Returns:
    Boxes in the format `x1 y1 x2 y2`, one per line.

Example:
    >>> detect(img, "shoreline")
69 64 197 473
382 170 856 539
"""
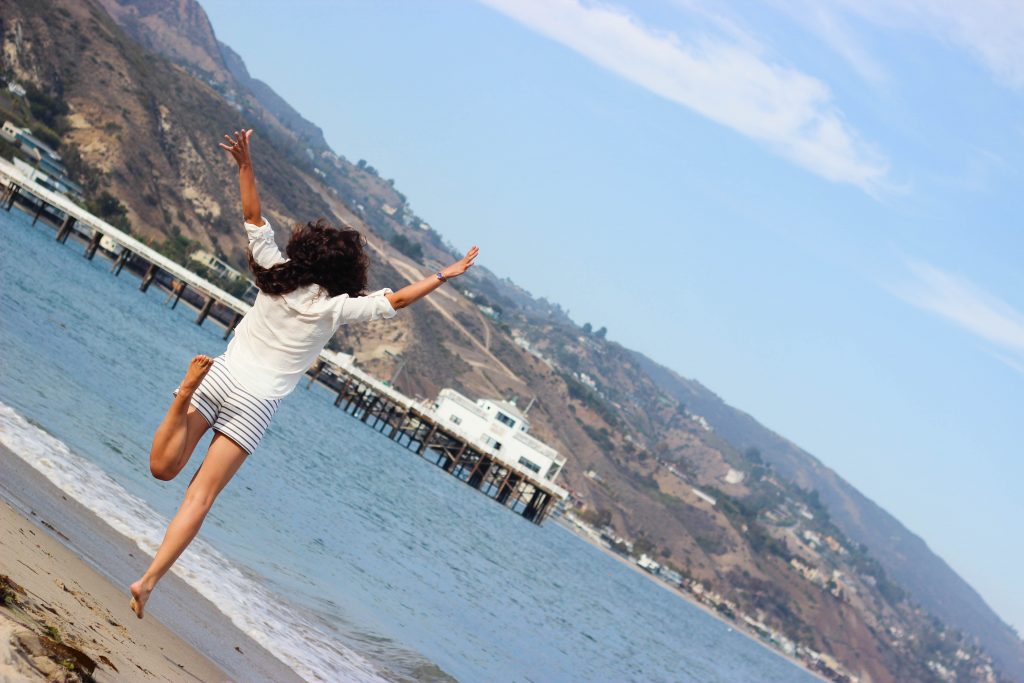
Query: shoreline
553 517 831 683
0 441 304 683
0 497 229 682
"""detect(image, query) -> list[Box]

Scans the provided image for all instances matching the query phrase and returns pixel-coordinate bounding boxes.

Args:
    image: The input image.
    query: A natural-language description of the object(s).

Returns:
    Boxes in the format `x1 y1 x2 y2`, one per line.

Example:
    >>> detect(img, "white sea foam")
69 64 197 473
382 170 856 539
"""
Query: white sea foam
0 400 387 683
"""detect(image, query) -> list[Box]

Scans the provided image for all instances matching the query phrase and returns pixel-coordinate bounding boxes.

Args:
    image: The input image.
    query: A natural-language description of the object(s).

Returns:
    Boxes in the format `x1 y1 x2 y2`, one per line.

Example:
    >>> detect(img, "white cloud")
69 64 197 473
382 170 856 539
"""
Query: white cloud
765 0 889 84
993 352 1024 378
893 260 1024 370
831 0 1024 89
478 0 888 192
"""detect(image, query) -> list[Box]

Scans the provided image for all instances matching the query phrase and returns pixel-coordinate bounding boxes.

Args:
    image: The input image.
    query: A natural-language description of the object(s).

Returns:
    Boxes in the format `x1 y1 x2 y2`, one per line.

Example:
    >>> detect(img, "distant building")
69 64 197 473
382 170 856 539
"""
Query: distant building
7 82 26 98
789 557 821 583
12 157 83 200
1 120 24 143
13 128 60 162
795 503 815 520
575 372 597 390
824 535 844 554
659 567 683 585
690 413 712 431
636 554 661 573
477 304 499 319
188 249 244 281
4 123 83 200
433 388 566 483
723 468 745 484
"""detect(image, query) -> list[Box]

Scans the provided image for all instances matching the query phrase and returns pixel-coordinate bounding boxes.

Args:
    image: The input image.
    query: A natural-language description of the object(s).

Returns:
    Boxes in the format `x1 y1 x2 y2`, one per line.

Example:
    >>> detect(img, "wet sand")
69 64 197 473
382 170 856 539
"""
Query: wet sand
0 443 303 682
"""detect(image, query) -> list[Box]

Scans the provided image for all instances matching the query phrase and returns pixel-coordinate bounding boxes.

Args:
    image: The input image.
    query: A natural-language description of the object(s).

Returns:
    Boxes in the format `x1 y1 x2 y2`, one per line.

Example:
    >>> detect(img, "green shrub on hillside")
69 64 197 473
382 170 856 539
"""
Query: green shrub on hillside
87 191 132 233
389 232 424 263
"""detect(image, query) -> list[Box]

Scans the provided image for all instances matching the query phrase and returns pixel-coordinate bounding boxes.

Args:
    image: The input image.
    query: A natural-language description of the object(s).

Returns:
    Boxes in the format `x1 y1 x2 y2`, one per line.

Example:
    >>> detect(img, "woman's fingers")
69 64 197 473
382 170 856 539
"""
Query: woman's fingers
220 130 253 154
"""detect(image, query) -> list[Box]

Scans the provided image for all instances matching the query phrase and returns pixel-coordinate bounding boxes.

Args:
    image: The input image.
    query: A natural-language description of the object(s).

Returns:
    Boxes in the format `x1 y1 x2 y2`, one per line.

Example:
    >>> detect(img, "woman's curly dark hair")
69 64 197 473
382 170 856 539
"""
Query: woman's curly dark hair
248 218 369 298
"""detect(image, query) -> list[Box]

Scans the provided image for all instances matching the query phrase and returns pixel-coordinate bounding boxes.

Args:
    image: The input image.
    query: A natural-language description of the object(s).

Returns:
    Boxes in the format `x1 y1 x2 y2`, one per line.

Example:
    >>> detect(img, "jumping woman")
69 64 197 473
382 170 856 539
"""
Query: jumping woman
129 129 478 617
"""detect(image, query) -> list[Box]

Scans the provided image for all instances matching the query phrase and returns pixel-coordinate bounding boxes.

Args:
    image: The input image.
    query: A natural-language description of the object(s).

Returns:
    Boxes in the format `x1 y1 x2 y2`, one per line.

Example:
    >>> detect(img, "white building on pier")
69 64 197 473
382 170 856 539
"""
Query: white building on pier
433 389 566 483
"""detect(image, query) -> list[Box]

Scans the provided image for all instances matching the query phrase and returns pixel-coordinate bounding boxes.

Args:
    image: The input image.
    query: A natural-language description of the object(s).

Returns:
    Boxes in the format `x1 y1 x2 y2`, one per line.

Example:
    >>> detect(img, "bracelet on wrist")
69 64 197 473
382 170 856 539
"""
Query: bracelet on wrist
435 271 448 283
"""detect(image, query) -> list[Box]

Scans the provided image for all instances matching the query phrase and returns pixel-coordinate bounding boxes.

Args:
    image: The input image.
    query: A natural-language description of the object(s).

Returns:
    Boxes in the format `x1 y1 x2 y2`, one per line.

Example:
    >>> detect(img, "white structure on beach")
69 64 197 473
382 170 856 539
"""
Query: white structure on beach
433 389 566 483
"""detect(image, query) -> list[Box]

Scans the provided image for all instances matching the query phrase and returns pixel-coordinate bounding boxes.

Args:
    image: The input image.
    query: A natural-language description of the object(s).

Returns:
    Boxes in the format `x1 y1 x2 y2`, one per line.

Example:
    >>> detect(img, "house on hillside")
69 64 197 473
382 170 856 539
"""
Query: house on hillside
12 127 60 162
4 122 84 200
12 157 83 200
1 120 24 142
433 388 566 483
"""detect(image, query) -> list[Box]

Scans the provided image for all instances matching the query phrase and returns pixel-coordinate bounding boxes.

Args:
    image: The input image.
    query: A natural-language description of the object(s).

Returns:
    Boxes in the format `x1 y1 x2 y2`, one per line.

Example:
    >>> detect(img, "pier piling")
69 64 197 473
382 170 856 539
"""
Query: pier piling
306 361 324 389
139 263 158 292
360 396 380 423
167 282 186 309
84 231 102 259
334 378 352 407
111 248 130 275
3 184 18 210
56 216 76 243
195 296 214 325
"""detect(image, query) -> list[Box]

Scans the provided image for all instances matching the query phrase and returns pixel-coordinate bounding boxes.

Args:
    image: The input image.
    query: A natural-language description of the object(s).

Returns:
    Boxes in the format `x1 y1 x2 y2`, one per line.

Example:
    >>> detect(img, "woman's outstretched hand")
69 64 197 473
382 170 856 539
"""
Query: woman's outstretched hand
386 246 479 309
220 129 254 167
441 246 479 279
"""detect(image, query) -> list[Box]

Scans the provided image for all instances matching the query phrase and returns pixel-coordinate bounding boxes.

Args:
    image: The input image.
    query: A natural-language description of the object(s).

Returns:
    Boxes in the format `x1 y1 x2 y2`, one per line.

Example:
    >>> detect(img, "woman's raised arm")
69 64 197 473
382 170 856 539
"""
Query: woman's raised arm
219 129 265 227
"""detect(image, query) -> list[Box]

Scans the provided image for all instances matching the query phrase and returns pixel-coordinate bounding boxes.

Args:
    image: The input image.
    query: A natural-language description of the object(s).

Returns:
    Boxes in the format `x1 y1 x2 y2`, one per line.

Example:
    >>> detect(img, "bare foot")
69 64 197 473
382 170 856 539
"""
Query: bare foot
129 579 151 619
177 355 213 397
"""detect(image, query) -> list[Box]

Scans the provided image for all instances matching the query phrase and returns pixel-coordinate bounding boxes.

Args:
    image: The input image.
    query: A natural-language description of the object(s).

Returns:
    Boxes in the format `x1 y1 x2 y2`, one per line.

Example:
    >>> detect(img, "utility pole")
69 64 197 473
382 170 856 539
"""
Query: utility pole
384 349 407 384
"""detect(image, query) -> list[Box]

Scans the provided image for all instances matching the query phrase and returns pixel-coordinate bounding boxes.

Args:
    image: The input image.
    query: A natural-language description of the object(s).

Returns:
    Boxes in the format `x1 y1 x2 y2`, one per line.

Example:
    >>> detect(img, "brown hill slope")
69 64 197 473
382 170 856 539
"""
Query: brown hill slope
632 351 1024 679
2 1 1020 680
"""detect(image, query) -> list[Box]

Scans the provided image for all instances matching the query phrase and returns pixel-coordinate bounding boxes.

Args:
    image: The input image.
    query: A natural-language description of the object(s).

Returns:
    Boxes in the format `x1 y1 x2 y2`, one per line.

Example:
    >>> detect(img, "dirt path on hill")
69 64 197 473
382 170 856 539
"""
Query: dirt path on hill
377 250 519 381
476 307 492 350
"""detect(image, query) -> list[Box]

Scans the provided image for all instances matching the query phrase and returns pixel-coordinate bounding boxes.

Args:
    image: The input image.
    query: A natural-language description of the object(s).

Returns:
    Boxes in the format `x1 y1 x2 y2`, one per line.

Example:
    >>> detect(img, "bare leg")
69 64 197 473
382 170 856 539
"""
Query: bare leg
130 433 249 618
149 355 214 480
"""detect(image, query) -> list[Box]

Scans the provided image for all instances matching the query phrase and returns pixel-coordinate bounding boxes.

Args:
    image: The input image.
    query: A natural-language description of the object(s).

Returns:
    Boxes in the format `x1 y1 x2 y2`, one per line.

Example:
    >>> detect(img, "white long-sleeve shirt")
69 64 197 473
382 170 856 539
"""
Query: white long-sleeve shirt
221 218 396 399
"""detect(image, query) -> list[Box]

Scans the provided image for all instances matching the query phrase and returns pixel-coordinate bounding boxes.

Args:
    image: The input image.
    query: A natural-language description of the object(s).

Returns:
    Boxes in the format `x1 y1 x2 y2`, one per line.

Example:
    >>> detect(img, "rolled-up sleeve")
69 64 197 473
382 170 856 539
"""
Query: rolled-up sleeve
335 288 397 325
246 217 285 268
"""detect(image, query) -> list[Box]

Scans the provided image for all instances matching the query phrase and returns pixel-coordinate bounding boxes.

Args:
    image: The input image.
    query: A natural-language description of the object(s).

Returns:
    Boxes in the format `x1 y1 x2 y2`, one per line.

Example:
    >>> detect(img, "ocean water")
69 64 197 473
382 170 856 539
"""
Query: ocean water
0 207 819 683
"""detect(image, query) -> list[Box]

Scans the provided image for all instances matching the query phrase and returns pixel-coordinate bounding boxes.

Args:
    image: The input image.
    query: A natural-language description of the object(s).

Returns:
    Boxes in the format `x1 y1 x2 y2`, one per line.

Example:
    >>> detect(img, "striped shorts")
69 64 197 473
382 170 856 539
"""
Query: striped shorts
184 359 281 455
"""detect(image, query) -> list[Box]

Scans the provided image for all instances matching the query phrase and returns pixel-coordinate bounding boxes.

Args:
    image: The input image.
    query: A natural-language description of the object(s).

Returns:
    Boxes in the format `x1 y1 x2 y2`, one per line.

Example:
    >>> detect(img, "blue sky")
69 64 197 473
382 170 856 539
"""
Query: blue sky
200 0 1024 632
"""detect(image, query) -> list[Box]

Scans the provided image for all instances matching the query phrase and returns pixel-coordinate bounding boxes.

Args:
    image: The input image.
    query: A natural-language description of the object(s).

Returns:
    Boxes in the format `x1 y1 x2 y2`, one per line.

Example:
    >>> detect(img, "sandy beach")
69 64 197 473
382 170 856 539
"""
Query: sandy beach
0 443 303 682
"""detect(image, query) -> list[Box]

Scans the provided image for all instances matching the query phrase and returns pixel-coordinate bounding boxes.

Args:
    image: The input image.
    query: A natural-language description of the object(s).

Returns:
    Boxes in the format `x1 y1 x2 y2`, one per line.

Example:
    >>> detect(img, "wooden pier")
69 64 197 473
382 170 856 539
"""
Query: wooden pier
305 357 565 524
0 162 567 524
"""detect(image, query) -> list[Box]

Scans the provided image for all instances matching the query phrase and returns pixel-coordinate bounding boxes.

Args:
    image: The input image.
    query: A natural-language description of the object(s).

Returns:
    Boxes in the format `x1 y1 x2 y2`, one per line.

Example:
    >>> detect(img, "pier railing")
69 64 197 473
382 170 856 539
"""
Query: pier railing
1 162 566 524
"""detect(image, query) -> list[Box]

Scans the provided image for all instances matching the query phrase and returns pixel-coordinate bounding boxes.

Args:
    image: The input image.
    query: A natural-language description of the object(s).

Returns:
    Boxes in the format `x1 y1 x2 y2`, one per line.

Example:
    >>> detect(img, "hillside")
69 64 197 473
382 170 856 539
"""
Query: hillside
631 351 1024 679
2 1 1021 681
